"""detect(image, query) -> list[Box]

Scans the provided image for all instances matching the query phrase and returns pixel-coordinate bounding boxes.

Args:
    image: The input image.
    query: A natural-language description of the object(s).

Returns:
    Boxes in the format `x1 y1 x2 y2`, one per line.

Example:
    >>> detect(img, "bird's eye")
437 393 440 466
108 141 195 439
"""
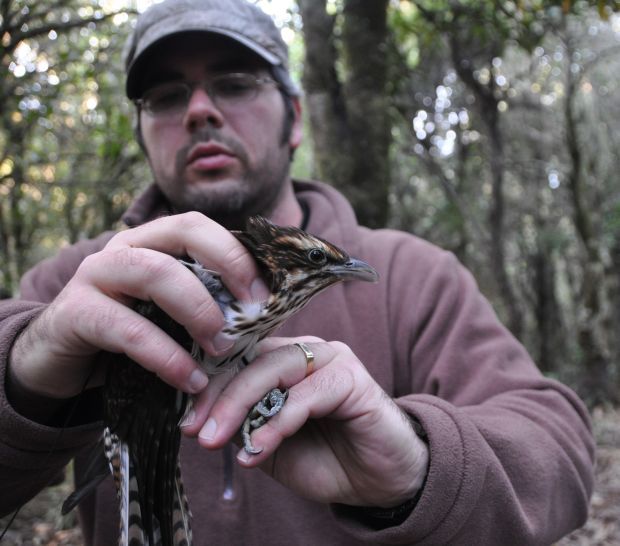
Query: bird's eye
307 248 327 265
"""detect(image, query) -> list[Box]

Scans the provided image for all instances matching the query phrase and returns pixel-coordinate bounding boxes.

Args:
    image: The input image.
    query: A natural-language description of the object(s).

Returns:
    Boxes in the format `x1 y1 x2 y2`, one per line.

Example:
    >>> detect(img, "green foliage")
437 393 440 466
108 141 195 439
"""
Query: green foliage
0 1 146 292
393 0 620 56
384 0 620 401
605 201 620 240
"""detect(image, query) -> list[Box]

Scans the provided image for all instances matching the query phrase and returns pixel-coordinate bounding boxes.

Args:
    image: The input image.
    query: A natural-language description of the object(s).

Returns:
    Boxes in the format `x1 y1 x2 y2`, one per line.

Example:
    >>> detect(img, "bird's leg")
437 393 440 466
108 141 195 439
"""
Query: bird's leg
241 388 288 454
255 388 288 417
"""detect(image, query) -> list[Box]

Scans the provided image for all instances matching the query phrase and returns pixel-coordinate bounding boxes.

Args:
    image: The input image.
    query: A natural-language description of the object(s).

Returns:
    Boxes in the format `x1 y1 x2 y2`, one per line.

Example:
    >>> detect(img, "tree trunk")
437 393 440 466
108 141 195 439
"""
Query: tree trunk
531 244 562 373
563 31 615 404
449 36 523 339
297 0 390 227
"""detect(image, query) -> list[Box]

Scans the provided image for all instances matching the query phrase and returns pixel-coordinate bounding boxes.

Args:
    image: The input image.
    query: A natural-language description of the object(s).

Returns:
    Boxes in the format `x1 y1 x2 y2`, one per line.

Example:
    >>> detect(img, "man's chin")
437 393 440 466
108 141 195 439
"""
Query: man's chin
185 170 237 186
169 180 250 219
180 173 248 197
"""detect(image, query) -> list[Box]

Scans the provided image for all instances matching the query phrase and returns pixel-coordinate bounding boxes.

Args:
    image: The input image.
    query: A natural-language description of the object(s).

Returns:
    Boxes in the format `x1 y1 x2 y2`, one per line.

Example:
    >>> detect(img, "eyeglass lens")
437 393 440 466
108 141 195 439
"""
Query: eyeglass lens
141 73 273 115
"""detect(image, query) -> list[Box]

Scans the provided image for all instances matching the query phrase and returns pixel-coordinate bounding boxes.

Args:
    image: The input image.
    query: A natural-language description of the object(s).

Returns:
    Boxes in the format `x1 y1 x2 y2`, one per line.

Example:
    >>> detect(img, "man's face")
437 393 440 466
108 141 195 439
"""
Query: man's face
138 34 302 229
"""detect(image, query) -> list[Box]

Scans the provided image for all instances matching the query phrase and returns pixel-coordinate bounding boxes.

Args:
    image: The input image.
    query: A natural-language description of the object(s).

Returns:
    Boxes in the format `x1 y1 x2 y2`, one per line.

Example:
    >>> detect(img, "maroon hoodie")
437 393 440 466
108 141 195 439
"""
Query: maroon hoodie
0 181 594 545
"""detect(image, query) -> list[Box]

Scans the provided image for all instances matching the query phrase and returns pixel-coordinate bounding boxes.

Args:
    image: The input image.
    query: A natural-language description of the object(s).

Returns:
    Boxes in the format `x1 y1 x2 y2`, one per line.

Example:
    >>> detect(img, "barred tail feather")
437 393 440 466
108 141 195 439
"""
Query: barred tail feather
120 443 149 546
172 463 192 546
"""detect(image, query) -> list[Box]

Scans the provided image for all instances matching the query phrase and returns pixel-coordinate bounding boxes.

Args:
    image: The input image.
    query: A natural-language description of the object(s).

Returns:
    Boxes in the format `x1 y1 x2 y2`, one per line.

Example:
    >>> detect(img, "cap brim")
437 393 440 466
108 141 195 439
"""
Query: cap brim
126 12 282 99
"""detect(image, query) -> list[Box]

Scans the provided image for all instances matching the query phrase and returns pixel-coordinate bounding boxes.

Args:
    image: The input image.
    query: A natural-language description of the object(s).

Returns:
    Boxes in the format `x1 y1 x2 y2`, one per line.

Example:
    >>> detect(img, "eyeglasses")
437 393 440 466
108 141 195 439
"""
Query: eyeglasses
135 73 279 117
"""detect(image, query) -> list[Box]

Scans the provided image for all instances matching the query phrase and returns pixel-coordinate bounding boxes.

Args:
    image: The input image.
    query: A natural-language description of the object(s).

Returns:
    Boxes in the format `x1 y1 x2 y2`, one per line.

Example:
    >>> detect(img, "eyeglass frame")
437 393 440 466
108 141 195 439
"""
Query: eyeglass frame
134 72 281 117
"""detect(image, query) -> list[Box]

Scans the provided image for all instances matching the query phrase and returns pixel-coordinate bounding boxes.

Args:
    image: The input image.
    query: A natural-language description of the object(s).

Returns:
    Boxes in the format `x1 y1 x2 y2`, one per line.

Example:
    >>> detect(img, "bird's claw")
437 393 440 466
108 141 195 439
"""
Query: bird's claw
241 388 288 454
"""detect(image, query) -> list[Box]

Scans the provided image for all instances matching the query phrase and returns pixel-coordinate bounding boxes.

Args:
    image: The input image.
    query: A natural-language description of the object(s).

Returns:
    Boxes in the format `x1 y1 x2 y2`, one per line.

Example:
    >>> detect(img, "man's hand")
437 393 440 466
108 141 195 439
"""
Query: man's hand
184 336 430 509
8 212 269 400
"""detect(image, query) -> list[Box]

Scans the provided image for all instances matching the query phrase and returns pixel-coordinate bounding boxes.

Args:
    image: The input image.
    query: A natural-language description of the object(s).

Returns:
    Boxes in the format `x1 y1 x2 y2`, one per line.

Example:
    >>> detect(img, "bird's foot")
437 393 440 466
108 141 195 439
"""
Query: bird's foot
241 388 288 454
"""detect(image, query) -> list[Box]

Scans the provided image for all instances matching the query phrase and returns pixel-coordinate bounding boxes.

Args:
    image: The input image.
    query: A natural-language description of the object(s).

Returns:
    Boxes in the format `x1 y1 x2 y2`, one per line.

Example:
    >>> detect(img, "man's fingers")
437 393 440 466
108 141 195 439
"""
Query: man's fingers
77 247 230 355
254 336 325 356
12 212 273 400
181 338 327 436
67 292 209 394
180 371 237 435
106 212 269 302
238 362 358 464
196 341 349 448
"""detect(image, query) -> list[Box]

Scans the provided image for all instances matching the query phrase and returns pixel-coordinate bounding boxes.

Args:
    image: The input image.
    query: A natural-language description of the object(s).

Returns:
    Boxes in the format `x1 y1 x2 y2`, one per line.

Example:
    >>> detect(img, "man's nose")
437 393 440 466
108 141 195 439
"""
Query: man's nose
183 87 224 131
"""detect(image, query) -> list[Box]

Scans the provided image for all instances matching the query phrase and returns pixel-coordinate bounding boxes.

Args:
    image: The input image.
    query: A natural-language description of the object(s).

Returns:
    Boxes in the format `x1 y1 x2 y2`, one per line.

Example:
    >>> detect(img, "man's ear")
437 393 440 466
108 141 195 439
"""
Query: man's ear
134 109 147 155
288 97 303 151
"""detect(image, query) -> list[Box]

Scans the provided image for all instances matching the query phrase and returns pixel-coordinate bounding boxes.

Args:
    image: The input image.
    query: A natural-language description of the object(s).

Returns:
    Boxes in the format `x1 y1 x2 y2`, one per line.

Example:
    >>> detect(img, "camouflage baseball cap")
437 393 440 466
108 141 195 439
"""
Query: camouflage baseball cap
124 0 298 99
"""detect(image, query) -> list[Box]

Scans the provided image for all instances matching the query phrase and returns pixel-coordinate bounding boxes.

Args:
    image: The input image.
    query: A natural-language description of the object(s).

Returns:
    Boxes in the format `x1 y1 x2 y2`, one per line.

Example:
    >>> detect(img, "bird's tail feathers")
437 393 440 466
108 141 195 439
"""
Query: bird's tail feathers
172 463 192 546
121 443 151 545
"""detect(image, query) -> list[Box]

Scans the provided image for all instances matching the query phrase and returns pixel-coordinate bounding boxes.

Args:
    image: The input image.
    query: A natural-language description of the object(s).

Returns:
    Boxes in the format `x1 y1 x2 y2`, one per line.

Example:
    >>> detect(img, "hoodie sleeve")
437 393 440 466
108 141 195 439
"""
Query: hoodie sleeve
0 233 114 516
335 237 594 545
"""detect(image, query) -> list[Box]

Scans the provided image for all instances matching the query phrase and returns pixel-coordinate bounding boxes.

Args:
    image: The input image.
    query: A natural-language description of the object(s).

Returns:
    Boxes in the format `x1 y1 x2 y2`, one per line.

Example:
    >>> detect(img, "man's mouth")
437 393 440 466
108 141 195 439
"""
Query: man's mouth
186 142 237 172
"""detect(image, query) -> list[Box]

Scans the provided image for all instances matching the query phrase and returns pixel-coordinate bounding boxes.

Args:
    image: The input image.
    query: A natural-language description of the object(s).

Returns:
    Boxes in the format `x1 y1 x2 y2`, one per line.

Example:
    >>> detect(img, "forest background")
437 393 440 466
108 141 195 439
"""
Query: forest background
0 0 619 543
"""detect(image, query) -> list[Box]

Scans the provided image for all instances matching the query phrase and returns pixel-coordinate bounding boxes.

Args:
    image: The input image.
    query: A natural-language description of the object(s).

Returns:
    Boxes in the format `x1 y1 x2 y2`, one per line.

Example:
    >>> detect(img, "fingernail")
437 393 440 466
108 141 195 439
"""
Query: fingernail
180 409 195 427
250 278 270 301
188 369 209 393
237 448 251 463
213 331 235 353
199 417 217 441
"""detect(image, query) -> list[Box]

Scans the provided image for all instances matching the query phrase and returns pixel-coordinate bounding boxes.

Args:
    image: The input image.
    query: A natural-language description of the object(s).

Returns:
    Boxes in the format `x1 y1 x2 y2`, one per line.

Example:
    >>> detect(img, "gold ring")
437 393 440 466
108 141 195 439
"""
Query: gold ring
294 342 315 377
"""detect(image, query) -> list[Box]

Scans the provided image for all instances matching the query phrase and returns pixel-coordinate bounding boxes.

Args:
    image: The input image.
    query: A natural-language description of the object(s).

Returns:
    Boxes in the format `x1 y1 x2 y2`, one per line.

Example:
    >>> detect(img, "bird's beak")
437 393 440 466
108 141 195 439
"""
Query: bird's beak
330 258 379 283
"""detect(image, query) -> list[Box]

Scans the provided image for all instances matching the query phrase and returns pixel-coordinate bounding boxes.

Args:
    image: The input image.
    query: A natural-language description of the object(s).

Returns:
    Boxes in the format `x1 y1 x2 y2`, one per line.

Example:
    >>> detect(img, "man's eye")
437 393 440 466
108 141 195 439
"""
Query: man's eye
215 77 254 97
148 85 188 110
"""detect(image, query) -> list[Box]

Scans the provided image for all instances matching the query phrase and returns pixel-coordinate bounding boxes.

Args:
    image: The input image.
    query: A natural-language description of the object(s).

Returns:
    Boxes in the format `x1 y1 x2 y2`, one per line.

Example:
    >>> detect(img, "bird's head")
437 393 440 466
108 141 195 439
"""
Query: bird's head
233 216 378 297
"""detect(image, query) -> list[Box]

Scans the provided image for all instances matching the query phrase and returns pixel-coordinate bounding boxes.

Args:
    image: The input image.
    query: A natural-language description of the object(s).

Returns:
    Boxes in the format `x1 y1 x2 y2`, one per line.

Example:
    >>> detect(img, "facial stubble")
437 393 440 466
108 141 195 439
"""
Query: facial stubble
154 122 290 230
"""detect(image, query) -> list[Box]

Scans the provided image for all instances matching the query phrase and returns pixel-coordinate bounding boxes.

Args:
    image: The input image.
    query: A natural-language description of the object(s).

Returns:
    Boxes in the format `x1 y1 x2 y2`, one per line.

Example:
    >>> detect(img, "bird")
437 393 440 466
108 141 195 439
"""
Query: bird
62 215 378 546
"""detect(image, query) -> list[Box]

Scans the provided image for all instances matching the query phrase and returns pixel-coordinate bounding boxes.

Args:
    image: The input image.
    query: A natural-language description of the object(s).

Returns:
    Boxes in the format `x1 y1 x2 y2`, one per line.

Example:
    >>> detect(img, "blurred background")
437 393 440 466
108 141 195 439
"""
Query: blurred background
0 0 618 543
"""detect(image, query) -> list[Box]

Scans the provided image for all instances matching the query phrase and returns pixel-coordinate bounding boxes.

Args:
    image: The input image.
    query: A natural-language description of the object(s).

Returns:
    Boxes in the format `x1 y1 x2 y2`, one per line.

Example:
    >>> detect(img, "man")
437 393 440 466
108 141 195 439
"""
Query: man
0 0 594 544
